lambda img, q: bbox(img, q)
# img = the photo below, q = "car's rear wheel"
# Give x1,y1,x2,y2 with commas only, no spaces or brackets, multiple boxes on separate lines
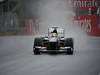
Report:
65,38,74,54
33,38,42,55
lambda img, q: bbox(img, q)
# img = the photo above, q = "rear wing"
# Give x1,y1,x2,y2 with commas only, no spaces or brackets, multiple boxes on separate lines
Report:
48,27,65,37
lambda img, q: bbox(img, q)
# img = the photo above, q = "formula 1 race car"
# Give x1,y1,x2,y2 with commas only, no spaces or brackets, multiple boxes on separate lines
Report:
33,26,74,55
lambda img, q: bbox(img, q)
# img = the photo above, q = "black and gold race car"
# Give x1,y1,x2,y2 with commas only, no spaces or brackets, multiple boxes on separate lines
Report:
33,26,74,55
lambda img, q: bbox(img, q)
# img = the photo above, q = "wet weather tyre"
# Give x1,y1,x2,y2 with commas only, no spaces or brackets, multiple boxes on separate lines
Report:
65,38,74,54
67,48,73,55
34,38,43,47
33,38,42,55
34,48,40,55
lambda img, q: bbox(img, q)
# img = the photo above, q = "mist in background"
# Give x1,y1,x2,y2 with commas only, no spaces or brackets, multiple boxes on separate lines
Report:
37,0,73,34
30,0,88,50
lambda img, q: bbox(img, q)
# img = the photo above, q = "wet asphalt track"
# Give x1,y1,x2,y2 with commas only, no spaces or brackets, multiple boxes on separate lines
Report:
0,36,100,75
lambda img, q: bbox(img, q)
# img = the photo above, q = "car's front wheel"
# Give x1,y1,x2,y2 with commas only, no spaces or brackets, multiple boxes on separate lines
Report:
67,48,73,55
65,38,74,55
33,38,42,55
34,48,40,55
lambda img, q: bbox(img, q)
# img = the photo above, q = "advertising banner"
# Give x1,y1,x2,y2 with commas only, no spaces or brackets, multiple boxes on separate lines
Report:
24,19,39,35
74,15,100,36
65,0,99,11
65,0,100,36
